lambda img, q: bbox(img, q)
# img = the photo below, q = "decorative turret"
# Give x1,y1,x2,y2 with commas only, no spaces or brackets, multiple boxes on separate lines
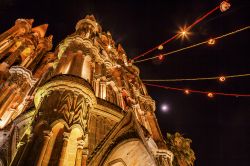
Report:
0,19,54,129
0,15,173,166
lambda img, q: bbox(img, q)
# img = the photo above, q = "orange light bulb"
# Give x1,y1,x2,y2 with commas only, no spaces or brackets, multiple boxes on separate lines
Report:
158,54,164,61
158,45,164,50
219,76,226,82
184,89,190,95
207,92,214,98
208,38,215,45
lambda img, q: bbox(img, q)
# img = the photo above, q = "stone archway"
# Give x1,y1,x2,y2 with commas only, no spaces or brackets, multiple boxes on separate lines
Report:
104,139,156,166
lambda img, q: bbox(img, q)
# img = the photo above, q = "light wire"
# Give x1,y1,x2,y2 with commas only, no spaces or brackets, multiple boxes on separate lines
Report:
144,83,250,97
143,73,250,82
131,5,220,61
134,26,250,63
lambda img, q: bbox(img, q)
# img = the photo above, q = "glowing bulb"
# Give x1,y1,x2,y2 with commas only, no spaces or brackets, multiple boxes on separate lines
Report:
220,1,231,12
219,76,226,82
184,89,190,95
158,45,164,50
108,45,112,49
178,27,190,39
181,31,187,35
158,54,164,61
207,92,214,98
208,38,215,45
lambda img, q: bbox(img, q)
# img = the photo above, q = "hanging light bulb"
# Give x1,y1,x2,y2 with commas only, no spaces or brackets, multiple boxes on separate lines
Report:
178,27,190,39
108,45,112,50
184,89,190,95
208,38,215,45
158,54,164,61
180,30,187,36
219,76,226,82
207,92,214,98
220,1,231,12
158,45,164,50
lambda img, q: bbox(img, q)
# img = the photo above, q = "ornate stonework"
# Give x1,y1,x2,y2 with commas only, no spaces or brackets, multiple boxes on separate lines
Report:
0,15,173,166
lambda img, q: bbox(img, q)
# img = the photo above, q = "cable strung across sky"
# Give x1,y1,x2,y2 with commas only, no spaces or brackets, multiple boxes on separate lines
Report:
144,83,250,97
134,26,250,63
143,73,250,82
131,1,231,61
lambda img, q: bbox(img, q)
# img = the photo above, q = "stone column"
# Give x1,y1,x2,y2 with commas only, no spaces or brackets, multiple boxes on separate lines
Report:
75,139,84,166
69,51,84,77
0,87,18,118
100,81,106,100
0,38,14,56
118,92,125,110
94,79,100,97
81,55,92,82
36,130,53,166
4,45,26,66
54,51,73,75
58,132,70,166
81,148,88,166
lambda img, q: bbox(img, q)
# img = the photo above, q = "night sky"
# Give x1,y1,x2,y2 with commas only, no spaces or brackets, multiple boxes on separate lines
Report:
1,0,250,165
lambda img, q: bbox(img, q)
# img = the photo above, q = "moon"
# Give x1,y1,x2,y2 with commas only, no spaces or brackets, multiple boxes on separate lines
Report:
161,104,169,113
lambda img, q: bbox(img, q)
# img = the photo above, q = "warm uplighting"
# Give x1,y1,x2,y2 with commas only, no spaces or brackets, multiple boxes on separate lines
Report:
219,76,226,82
158,45,164,50
184,89,190,95
107,45,112,49
158,54,164,61
207,92,214,98
208,38,215,45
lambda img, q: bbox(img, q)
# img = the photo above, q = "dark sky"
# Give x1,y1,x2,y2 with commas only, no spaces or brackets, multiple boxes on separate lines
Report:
1,0,250,165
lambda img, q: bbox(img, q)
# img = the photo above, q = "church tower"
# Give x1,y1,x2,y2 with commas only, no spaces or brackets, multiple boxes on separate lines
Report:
0,15,173,166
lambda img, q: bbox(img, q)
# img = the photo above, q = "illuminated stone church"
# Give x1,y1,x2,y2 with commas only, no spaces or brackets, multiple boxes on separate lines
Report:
0,15,173,166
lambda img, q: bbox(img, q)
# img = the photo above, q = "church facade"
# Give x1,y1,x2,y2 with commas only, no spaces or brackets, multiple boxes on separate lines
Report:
0,15,173,166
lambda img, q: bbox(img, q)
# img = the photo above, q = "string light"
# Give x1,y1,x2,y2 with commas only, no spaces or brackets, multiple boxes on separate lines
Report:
220,1,231,12
207,92,214,98
219,76,226,82
134,26,250,63
179,27,191,40
158,54,164,61
208,38,215,45
181,30,187,36
144,83,250,97
158,45,164,50
184,89,190,94
142,73,250,82
131,4,221,61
